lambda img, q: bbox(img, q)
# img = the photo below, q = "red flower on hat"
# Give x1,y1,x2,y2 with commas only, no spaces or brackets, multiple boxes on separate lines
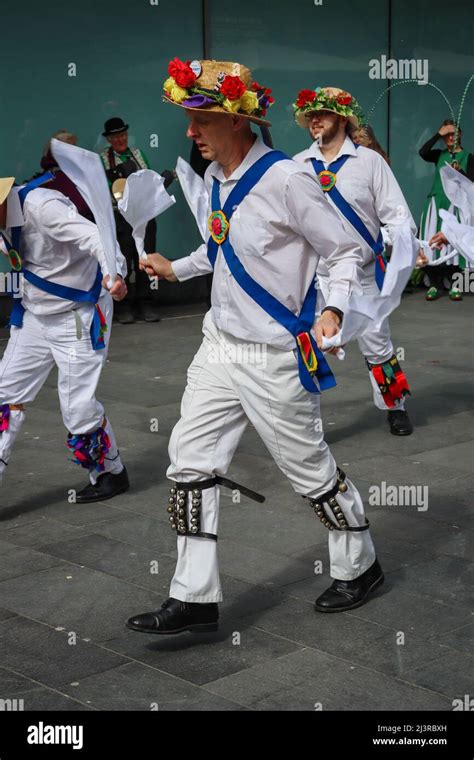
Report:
220,75,247,100
296,89,317,108
168,57,197,88
337,92,352,106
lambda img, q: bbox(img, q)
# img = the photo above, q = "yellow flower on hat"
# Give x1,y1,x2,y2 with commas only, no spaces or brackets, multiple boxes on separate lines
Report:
240,90,259,114
164,76,176,92
169,84,188,104
223,98,242,114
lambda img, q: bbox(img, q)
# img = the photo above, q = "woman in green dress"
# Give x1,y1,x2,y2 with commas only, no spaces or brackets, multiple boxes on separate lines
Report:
418,119,473,301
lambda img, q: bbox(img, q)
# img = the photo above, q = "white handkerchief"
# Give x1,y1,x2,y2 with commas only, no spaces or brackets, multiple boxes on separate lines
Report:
440,165,474,226
440,209,474,264
118,170,176,259
51,139,119,283
176,157,209,242
322,224,419,351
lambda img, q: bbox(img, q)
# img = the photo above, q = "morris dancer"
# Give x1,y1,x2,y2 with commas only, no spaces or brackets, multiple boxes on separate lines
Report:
127,58,384,636
292,87,415,435
0,168,129,503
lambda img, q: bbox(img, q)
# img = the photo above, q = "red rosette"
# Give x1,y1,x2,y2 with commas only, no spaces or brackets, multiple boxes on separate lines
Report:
220,75,247,100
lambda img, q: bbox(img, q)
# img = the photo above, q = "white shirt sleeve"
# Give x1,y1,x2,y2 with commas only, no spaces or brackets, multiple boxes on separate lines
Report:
171,242,214,281
285,171,363,314
371,154,417,236
28,195,111,275
115,242,128,279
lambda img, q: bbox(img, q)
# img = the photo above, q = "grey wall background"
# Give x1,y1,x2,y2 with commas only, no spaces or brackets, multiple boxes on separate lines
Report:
0,0,472,277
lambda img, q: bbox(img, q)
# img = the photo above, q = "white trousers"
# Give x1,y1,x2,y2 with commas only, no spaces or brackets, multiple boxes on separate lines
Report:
318,267,406,411
167,312,376,603
0,293,123,484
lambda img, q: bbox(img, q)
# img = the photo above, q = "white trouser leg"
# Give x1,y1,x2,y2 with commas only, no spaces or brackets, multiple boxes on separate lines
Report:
318,268,406,412
227,330,376,582
0,312,55,481
51,294,124,483
167,314,249,602
168,314,376,596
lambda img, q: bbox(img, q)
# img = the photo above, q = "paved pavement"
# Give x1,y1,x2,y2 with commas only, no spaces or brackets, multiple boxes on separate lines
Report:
0,292,472,711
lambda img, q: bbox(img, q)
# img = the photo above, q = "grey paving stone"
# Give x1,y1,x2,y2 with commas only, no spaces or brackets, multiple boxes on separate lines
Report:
0,539,63,581
402,649,474,700
58,661,243,711
240,595,460,678
0,667,39,696
2,687,94,711
101,624,304,686
39,534,165,581
205,649,452,711
346,590,474,640
0,564,164,641
1,517,89,549
0,616,127,689
436,621,474,655
91,513,177,554
388,556,474,608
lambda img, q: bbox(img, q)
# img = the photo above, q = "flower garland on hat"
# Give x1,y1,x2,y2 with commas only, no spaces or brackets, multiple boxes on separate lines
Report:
164,58,275,118
293,87,365,125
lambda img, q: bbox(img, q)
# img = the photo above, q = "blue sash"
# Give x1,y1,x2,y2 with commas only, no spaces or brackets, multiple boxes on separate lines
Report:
311,152,387,290
206,151,336,394
3,173,106,350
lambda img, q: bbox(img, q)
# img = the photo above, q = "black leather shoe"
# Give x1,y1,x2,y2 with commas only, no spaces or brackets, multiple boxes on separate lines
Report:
75,467,130,503
388,409,413,436
115,307,135,324
315,558,384,613
137,303,161,323
127,597,219,635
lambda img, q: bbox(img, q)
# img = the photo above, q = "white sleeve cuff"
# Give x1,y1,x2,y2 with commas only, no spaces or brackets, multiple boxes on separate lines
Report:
171,256,199,282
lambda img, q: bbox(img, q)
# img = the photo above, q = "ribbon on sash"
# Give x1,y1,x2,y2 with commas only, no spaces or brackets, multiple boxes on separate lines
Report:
311,153,387,290
206,151,336,394
3,172,107,350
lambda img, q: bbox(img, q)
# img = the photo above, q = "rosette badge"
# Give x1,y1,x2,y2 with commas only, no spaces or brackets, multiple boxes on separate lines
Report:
163,58,275,126
208,210,230,245
293,86,365,129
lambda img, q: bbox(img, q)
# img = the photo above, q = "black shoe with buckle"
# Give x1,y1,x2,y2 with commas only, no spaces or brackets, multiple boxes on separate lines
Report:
126,597,219,635
315,558,384,613
388,409,413,436
75,467,130,504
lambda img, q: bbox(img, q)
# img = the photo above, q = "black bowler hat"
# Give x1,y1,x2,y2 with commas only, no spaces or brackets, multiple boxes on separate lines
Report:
102,117,129,137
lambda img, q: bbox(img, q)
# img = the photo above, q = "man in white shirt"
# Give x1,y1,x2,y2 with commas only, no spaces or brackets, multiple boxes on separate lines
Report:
126,59,384,636
292,87,415,436
0,173,130,502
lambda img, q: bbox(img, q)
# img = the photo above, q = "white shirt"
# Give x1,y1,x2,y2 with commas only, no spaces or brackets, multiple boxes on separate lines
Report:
3,188,126,316
172,137,364,351
293,136,417,274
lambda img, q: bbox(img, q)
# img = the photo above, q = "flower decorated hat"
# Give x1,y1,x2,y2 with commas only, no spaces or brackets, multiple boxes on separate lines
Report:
293,87,364,129
163,58,274,126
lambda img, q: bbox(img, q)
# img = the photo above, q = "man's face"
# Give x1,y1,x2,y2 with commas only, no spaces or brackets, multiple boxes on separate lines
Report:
307,110,343,143
107,131,129,153
186,111,235,162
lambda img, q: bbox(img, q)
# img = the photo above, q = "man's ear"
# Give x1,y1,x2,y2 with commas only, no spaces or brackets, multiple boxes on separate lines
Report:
232,115,249,132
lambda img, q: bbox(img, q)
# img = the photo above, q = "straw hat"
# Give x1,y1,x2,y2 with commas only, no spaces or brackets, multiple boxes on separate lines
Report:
0,177,15,205
163,58,274,126
293,87,363,129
